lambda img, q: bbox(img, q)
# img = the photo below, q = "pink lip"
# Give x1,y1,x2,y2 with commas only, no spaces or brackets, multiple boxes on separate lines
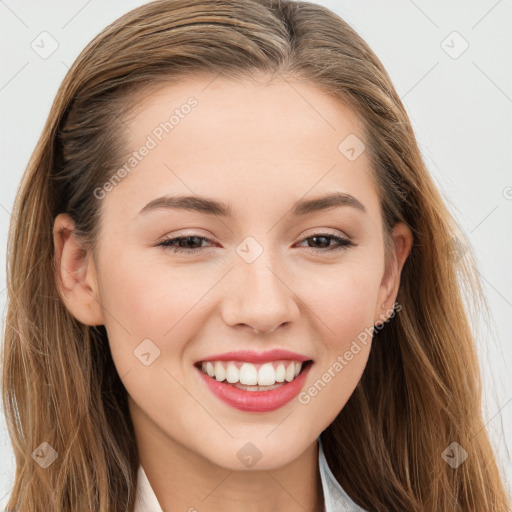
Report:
195,361,313,413
195,349,311,364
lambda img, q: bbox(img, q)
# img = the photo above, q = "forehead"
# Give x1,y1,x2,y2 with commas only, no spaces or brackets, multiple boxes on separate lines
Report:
104,73,380,225
125,73,366,160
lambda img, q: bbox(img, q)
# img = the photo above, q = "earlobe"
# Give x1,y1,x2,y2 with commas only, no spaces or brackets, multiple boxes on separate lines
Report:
53,213,105,326
374,222,413,326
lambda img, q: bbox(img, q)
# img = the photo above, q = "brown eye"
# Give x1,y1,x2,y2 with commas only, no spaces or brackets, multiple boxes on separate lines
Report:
297,233,354,253
158,235,213,253
157,233,354,255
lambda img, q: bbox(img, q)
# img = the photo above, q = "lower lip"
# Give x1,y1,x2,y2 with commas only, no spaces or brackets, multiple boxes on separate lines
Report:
196,362,313,413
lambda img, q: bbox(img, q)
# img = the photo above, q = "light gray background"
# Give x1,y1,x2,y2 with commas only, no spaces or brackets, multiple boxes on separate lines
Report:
1,0,511,506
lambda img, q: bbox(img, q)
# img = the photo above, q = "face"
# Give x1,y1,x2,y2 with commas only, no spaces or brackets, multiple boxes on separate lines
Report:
55,73,412,471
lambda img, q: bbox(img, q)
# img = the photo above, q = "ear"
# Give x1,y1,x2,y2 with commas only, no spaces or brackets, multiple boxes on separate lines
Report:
374,222,413,326
53,213,105,326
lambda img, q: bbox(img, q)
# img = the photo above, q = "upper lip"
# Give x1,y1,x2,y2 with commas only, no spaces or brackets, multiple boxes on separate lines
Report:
195,349,312,364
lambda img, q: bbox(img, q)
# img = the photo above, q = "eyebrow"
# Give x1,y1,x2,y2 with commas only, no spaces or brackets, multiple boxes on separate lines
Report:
137,192,366,218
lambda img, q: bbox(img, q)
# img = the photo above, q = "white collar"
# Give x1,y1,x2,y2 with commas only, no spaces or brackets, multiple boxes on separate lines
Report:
134,436,366,511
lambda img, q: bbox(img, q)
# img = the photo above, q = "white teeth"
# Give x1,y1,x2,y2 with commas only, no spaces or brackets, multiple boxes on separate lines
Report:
239,363,258,385
214,362,226,382
285,362,296,382
233,382,284,392
199,360,304,386
275,363,285,382
257,362,276,386
226,362,239,383
206,362,215,377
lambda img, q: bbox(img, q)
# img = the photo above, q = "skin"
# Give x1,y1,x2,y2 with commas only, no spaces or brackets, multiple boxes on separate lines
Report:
53,73,413,512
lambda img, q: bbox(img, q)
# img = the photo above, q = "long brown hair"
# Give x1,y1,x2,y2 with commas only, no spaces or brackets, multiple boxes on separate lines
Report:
2,0,510,510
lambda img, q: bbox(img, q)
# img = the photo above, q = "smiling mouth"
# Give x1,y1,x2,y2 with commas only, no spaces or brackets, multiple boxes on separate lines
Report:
194,359,313,391
194,358,314,412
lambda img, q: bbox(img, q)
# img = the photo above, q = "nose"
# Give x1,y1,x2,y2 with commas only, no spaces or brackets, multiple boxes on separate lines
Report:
221,254,300,335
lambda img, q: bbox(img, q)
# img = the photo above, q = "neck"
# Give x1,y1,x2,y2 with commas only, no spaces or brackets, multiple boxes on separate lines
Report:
130,399,324,512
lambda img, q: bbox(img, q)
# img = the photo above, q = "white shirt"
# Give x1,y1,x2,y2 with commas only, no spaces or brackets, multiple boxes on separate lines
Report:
134,436,367,511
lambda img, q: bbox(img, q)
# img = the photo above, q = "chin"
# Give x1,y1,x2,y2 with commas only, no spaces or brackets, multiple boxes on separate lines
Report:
198,434,312,471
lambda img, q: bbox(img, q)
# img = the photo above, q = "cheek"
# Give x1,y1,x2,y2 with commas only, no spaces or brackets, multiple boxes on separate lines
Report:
96,250,201,370
297,258,382,345
99,245,206,324
292,257,381,422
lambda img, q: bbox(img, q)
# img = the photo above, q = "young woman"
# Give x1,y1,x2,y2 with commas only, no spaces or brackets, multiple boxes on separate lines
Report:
2,0,510,510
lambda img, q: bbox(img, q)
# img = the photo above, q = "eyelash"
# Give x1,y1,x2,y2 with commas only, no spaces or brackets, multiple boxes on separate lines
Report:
157,232,354,255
